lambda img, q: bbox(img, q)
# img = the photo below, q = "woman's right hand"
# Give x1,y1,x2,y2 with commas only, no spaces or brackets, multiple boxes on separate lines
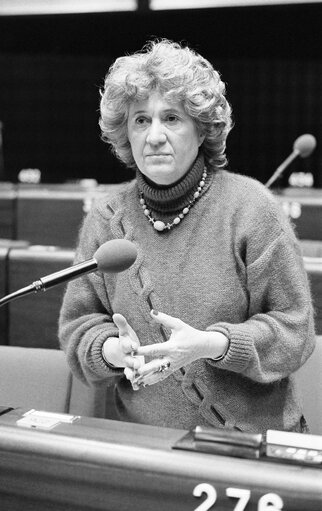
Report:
102,313,144,388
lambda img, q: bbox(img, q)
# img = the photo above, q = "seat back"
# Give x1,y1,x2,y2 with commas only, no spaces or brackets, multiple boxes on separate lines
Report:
0,246,8,341
304,257,322,336
0,346,117,419
0,341,319,430
295,335,322,435
7,245,74,348
0,240,30,345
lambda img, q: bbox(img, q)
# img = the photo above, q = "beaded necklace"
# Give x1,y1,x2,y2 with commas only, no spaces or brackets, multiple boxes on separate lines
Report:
139,167,207,232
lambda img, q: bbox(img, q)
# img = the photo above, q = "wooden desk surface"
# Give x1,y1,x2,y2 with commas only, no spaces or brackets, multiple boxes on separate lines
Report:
0,408,321,510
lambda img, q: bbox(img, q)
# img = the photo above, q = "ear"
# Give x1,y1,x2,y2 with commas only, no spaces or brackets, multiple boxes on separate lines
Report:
198,131,206,147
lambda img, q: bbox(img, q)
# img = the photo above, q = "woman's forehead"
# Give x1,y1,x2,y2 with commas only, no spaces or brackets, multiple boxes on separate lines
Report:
128,91,184,114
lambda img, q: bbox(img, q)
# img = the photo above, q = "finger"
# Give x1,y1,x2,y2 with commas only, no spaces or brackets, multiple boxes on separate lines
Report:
113,313,131,336
139,370,170,387
124,367,142,391
124,366,136,381
113,313,139,352
135,360,171,384
120,336,139,355
136,359,164,376
135,343,169,359
124,354,144,371
150,310,182,330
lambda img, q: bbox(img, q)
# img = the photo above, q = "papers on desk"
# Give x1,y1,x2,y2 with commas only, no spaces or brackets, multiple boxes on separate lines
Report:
16,409,80,430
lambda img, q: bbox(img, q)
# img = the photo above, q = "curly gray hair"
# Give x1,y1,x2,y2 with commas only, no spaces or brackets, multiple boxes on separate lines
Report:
99,39,233,171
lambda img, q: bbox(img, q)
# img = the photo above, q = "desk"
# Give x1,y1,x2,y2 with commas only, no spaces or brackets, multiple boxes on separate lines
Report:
0,183,16,239
16,187,96,248
0,183,127,248
276,188,322,241
16,183,125,248
1,184,321,245
0,408,321,511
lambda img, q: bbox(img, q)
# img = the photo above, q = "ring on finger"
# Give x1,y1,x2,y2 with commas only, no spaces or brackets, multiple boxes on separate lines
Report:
158,361,171,373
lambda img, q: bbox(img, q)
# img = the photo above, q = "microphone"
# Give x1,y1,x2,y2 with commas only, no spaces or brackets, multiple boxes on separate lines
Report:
265,134,317,188
0,239,137,307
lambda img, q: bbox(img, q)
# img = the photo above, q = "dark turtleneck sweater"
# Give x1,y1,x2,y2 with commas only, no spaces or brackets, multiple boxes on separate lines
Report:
136,152,209,223
59,153,315,433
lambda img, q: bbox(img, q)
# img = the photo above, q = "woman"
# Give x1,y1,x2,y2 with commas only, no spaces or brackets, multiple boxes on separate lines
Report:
59,39,315,433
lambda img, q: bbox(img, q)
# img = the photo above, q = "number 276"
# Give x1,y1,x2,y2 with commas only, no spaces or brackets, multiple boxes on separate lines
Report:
193,483,283,511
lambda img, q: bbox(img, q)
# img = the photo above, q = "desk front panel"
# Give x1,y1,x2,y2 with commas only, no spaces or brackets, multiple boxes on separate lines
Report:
0,187,16,240
0,409,321,511
16,194,86,248
276,188,322,241
15,184,124,248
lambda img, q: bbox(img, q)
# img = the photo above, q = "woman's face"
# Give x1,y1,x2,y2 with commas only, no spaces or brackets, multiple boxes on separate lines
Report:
127,91,204,185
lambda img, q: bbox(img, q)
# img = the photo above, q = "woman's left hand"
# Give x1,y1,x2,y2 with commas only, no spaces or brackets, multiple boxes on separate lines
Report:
133,309,228,387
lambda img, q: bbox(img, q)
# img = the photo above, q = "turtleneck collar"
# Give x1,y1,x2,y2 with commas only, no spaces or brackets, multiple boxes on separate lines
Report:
136,152,210,215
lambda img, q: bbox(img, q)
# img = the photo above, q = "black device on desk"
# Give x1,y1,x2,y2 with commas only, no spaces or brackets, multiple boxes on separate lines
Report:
0,407,321,511
174,425,322,467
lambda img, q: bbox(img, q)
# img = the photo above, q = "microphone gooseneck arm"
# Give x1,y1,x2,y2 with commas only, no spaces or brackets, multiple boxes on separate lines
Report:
0,238,138,308
265,149,299,188
36,258,97,290
0,283,39,307
0,258,97,308
265,133,316,189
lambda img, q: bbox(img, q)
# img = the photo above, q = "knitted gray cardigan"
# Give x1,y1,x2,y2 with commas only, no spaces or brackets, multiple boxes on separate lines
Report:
59,158,315,433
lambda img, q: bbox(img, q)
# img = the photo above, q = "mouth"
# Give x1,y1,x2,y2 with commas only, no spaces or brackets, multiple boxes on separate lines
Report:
146,153,172,158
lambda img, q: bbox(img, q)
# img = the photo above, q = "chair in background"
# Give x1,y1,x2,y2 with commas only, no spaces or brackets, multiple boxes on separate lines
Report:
3,245,74,348
303,248,322,336
295,335,322,435
0,346,118,420
0,240,30,345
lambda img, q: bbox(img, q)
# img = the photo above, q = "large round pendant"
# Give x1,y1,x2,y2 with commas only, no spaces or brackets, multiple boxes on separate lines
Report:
153,221,166,232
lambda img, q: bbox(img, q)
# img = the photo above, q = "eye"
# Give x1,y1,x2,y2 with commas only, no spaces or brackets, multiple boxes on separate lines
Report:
135,116,149,127
165,114,179,124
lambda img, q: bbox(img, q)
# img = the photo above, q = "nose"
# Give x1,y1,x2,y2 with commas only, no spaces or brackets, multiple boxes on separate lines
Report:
146,119,167,146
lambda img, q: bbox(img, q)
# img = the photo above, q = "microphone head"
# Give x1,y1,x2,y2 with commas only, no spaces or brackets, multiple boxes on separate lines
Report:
293,134,317,158
94,239,137,273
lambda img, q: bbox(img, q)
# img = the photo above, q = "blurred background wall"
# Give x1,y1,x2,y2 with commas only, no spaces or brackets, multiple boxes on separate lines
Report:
0,0,321,186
